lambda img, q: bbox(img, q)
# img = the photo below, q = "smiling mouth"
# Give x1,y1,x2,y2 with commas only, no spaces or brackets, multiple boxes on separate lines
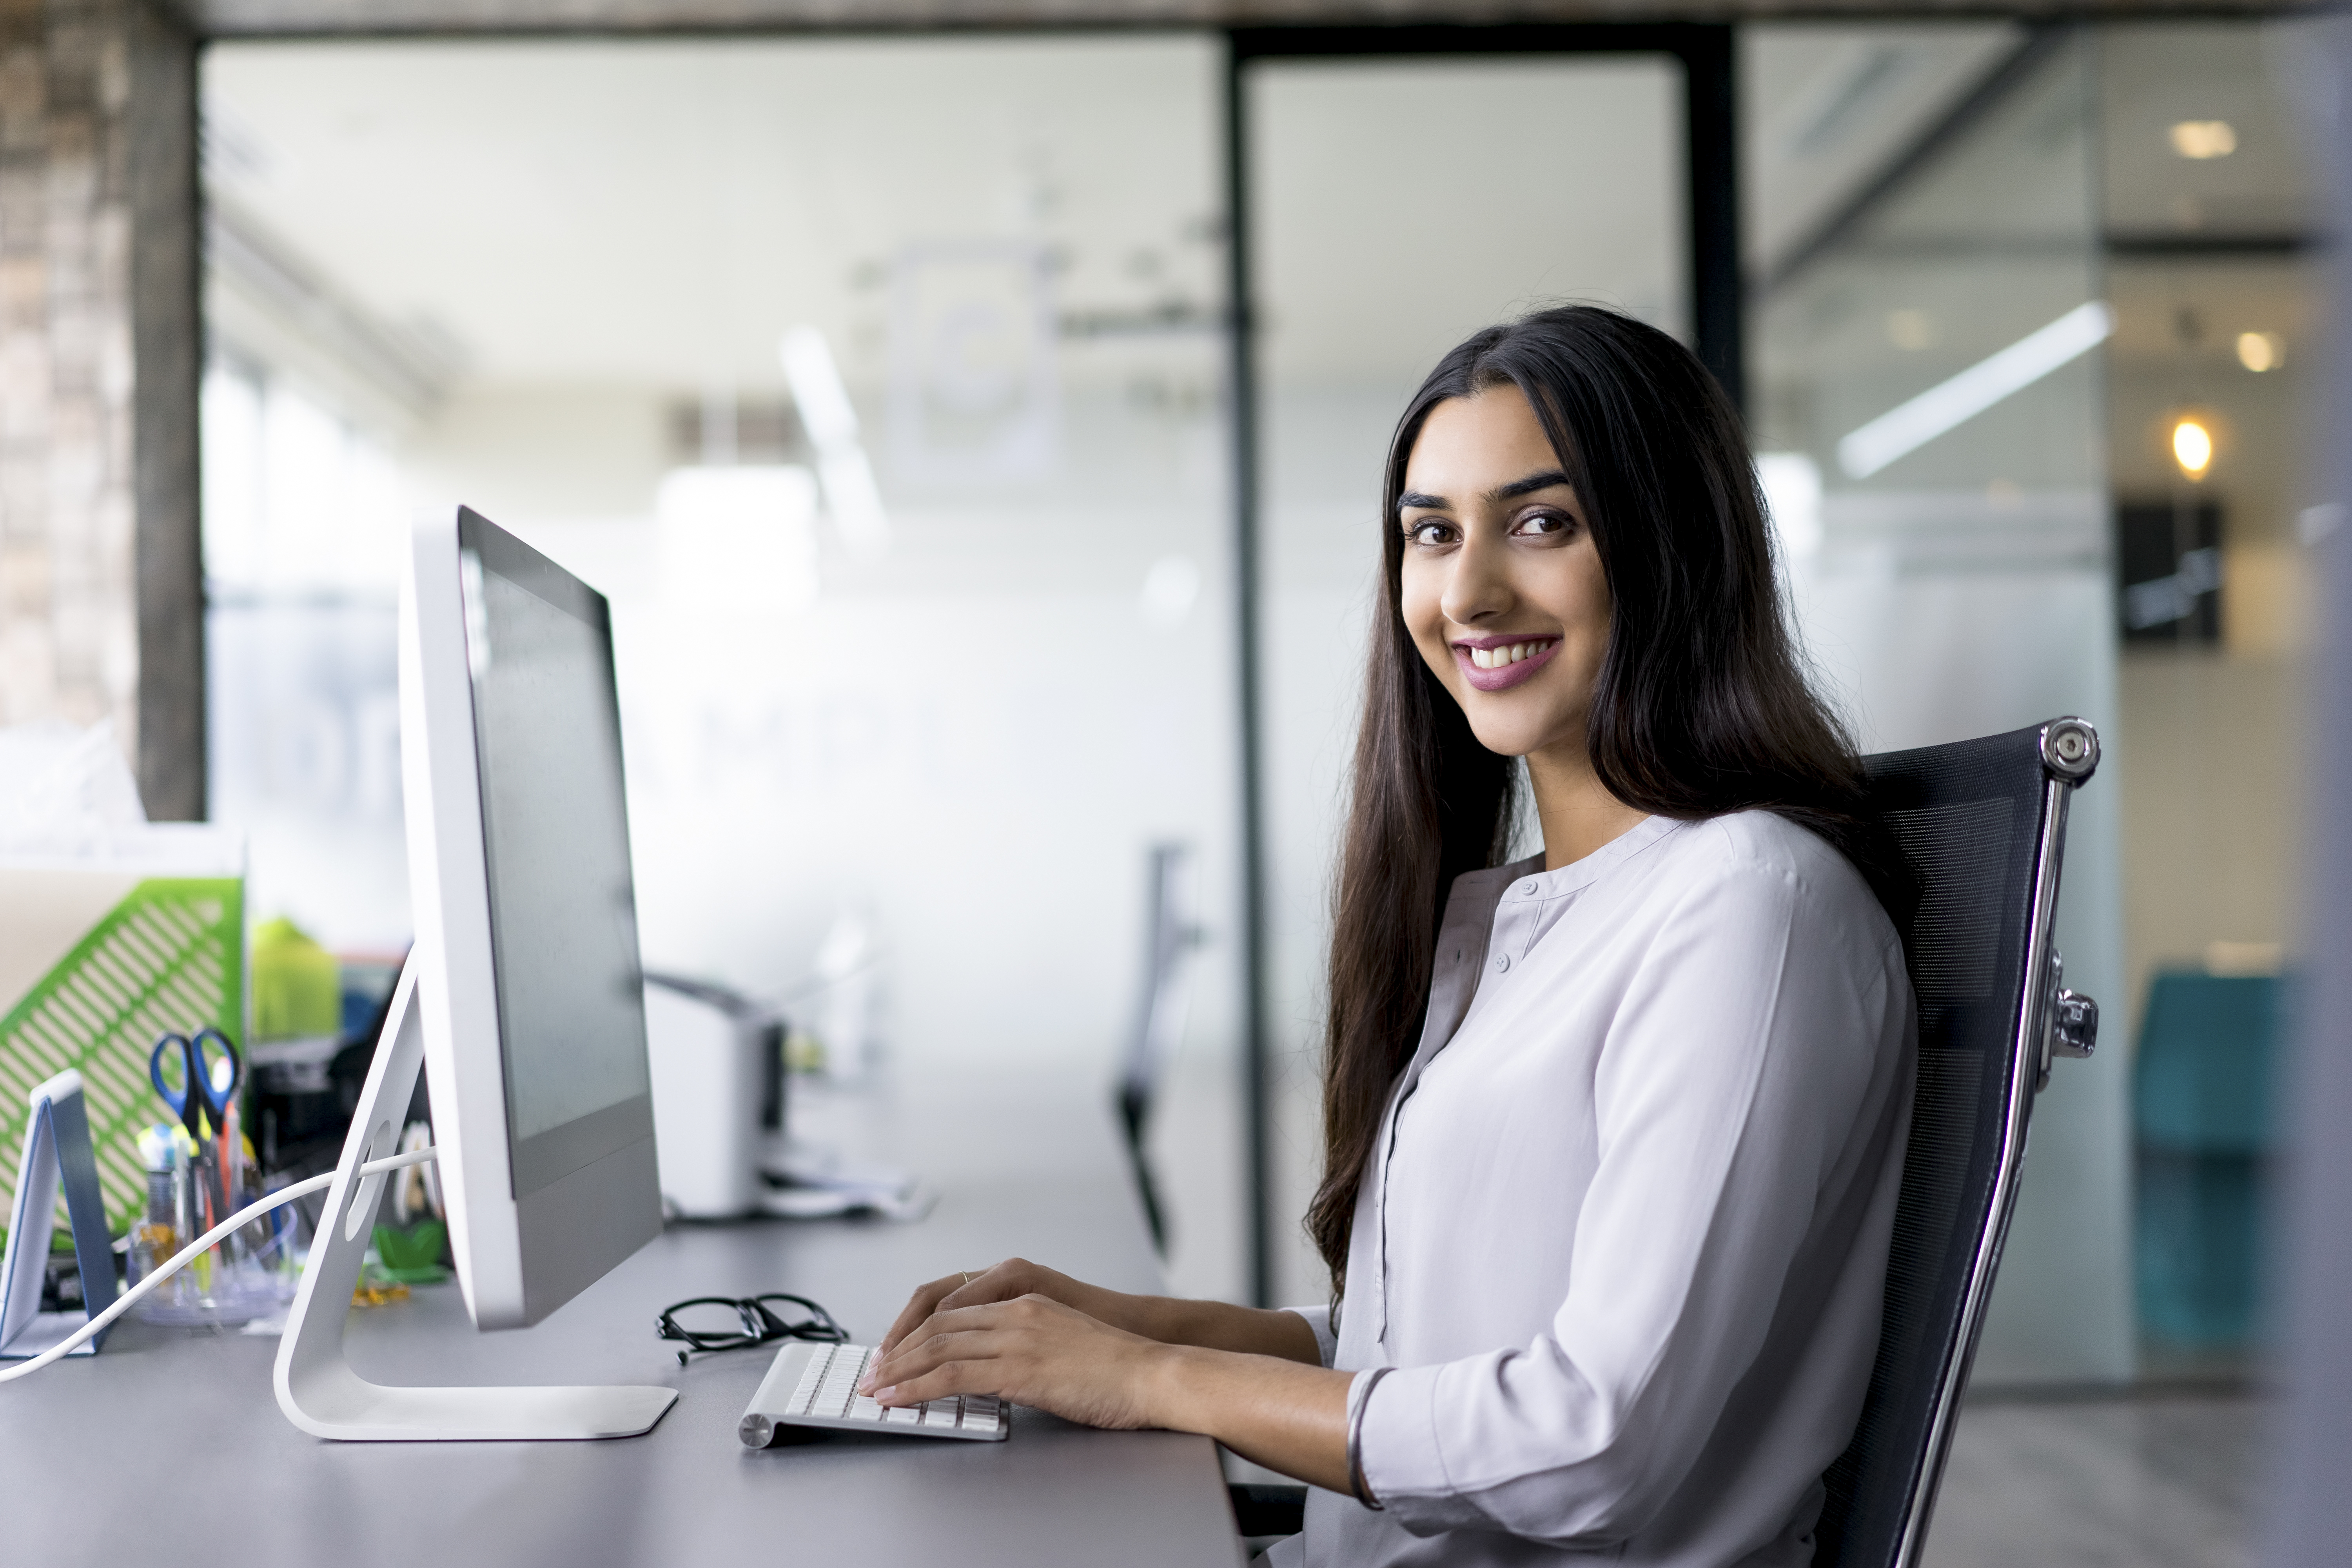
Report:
1461,638,1557,670
1450,636,1561,692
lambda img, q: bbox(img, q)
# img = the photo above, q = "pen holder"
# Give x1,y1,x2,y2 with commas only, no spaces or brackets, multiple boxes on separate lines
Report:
126,1131,285,1329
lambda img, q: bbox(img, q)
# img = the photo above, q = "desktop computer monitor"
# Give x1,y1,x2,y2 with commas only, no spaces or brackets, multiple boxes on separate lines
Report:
272,505,673,1441
403,505,662,1330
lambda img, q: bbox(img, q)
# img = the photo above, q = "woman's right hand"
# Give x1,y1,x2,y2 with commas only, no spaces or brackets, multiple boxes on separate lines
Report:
873,1258,1326,1371
875,1257,1134,1359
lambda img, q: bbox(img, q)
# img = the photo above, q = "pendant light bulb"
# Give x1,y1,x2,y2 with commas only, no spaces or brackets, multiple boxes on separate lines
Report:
2172,417,2214,480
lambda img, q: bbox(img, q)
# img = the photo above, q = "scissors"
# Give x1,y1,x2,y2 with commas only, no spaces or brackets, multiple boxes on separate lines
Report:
149,1027,241,1144
150,1028,242,1226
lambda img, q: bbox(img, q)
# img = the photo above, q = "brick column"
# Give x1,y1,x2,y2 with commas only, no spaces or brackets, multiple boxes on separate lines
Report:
0,0,201,819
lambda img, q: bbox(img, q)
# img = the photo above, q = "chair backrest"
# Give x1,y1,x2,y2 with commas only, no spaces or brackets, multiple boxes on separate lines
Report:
1813,717,2100,1568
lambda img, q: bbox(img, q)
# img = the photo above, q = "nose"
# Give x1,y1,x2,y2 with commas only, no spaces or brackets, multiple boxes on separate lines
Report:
1440,530,1513,629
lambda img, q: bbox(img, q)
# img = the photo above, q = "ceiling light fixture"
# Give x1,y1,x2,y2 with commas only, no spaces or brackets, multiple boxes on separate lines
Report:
2169,120,2237,160
2236,331,2284,373
2172,417,2214,480
1837,301,2115,478
1884,309,1936,351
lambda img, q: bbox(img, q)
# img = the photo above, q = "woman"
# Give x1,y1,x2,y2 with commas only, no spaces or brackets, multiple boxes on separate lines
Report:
862,306,1917,1568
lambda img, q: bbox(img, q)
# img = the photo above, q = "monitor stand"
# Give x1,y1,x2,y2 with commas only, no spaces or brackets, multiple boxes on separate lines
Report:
273,965,678,1441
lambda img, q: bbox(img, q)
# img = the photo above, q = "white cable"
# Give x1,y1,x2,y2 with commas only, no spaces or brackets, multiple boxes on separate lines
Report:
0,1145,438,1385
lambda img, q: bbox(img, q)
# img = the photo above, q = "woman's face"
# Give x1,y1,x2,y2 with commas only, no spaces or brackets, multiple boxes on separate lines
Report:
1398,386,1611,761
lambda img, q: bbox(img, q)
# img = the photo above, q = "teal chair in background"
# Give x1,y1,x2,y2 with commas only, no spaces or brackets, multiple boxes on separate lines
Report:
2134,970,2286,1354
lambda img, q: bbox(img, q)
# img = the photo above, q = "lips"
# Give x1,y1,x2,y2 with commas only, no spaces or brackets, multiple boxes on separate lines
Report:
1451,636,1560,693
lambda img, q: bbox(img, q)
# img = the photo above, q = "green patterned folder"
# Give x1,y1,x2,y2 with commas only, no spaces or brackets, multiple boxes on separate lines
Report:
0,877,245,1235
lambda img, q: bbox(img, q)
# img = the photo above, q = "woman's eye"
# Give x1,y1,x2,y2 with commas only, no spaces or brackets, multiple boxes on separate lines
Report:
1406,520,1452,547
1517,511,1575,538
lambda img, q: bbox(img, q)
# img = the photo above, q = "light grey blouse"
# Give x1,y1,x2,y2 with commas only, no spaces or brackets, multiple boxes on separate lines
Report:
1266,812,1915,1568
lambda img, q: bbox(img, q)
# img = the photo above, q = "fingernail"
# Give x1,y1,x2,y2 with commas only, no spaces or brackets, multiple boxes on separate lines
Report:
856,1374,874,1393
872,1385,898,1403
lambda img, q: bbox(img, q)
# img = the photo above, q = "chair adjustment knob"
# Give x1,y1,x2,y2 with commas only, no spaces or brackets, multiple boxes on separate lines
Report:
2051,990,2098,1059
2040,717,2100,782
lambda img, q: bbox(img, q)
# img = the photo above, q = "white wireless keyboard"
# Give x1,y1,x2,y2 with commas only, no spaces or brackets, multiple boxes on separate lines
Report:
739,1341,1009,1446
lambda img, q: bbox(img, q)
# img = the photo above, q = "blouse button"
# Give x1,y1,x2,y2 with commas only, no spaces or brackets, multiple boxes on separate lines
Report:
1493,953,1510,973
1521,880,1540,896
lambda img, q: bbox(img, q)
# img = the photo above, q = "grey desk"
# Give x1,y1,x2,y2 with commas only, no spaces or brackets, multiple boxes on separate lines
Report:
1,1070,1246,1567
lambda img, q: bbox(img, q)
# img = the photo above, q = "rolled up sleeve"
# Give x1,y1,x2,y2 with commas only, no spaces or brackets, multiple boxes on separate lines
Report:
1283,1304,1339,1368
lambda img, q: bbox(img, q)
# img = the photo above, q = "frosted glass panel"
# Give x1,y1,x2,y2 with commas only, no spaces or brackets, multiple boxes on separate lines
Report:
1246,55,1687,1309
202,36,1247,1300
1749,31,2130,1384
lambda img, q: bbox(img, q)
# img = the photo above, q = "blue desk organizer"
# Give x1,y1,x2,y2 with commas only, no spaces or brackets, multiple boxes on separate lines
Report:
0,1069,121,1358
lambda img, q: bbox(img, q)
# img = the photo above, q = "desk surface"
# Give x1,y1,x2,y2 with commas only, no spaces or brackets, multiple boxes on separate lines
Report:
2,1071,1246,1568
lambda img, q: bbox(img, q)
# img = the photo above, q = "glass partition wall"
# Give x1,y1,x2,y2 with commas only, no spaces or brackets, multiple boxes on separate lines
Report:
1241,45,1691,1310
200,37,1250,1299
1748,18,2327,1384
2094,21,2326,1379
1746,26,2131,1386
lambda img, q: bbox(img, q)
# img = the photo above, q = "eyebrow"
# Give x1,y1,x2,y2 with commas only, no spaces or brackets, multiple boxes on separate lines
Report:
1397,469,1576,514
1494,468,1575,501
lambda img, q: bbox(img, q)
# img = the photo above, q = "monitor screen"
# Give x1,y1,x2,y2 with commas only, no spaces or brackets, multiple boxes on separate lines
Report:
456,515,653,1198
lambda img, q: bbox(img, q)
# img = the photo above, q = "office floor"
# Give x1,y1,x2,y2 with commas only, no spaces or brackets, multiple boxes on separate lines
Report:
1922,1388,2269,1568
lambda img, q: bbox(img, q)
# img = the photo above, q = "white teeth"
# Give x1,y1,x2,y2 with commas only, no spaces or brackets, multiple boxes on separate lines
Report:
1468,641,1552,671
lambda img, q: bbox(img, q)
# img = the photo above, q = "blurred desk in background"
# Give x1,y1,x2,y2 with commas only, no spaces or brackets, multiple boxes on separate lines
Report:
1,1069,1243,1568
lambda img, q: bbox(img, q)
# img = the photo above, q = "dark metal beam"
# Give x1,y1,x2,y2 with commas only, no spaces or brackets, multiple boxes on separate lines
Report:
1219,38,1274,1308
2105,230,2333,258
1684,24,1744,409
189,0,2323,43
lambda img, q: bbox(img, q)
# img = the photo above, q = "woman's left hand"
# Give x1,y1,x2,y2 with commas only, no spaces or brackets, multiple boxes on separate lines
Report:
859,1292,1174,1429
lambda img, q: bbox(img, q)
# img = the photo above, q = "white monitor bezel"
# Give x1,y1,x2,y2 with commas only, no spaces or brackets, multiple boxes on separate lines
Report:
399,505,662,1331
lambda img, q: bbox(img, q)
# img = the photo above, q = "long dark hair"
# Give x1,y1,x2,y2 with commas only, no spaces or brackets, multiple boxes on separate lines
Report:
1310,305,1907,1292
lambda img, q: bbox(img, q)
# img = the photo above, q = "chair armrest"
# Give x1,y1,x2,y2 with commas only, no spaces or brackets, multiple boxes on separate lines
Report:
1229,1482,1308,1537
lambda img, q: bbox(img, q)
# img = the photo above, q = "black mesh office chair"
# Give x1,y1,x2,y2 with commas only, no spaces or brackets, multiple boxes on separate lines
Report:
1231,717,2104,1557
1814,715,2100,1567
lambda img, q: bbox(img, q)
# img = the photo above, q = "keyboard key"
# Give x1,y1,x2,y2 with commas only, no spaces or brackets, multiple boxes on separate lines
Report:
884,1406,922,1425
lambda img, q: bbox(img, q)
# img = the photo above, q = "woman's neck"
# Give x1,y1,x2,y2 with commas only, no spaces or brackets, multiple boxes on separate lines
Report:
1526,743,1650,871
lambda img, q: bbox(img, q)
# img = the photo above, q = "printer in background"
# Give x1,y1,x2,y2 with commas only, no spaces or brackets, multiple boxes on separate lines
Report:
644,973,929,1221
